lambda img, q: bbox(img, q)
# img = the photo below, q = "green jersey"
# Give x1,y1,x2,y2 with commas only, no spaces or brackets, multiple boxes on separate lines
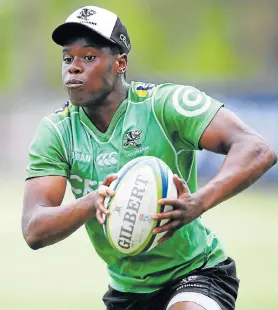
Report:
26,81,227,293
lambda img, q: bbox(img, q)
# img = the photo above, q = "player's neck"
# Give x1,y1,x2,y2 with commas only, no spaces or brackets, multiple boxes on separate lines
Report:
83,81,130,133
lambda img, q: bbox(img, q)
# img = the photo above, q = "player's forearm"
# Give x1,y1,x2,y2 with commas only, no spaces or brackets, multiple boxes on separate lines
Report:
23,193,97,250
197,139,277,212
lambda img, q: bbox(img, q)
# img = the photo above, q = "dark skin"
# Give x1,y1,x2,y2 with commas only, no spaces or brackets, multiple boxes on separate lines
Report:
96,107,277,238
169,303,205,310
22,36,277,310
152,109,278,244
22,36,125,248
62,36,129,131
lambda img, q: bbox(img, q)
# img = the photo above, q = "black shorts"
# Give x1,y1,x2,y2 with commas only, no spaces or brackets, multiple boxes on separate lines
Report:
103,257,239,310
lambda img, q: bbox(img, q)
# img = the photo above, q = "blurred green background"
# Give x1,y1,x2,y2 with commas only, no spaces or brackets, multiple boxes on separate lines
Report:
1,0,278,96
0,0,277,309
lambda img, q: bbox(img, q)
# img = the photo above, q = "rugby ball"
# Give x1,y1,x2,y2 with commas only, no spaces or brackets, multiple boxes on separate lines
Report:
103,156,177,256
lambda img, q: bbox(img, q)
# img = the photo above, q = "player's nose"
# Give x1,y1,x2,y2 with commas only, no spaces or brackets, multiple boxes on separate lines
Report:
68,59,84,74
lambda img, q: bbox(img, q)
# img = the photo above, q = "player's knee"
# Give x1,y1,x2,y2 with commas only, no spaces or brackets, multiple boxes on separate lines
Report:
168,301,206,310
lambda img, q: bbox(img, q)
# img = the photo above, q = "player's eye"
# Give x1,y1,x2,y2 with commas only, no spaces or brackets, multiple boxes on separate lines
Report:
84,55,95,62
63,56,73,64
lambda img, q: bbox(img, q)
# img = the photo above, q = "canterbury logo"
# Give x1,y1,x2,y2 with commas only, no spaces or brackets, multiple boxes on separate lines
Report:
96,152,118,167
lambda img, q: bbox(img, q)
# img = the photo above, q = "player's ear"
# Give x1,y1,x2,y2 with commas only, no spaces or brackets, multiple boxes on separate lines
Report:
115,54,127,74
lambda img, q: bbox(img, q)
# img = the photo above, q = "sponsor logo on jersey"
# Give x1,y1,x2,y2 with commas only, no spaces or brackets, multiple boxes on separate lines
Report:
123,130,150,157
54,101,70,114
135,83,155,97
72,151,92,163
70,175,102,196
125,146,150,158
173,86,211,117
77,8,97,25
123,130,142,148
96,152,118,167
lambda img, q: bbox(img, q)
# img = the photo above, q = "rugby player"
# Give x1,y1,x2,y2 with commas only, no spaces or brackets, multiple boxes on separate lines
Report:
22,6,277,310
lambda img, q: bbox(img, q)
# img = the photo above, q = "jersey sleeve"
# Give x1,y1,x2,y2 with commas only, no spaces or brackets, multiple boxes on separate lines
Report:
26,117,70,180
153,84,224,150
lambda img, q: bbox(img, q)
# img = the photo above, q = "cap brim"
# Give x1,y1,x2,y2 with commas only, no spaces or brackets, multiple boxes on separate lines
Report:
52,22,115,46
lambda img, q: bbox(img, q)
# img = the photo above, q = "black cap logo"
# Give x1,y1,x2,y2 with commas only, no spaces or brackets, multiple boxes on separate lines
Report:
77,8,96,21
120,34,131,51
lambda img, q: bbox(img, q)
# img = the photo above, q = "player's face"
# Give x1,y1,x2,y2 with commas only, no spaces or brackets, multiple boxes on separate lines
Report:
62,37,119,107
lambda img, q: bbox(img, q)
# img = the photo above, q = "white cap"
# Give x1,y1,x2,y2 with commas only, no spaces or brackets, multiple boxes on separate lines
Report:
52,6,131,54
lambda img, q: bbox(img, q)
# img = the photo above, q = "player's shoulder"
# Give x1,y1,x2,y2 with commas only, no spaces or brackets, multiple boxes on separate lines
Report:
151,82,223,119
43,101,79,125
129,81,209,108
130,81,204,100
129,81,157,102
154,83,206,100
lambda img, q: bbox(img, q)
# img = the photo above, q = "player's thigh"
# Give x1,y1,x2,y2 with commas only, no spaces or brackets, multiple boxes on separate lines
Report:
165,292,222,310
168,301,206,310
163,258,239,310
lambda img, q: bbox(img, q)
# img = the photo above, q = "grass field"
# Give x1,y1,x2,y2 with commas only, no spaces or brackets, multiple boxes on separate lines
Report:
1,180,278,310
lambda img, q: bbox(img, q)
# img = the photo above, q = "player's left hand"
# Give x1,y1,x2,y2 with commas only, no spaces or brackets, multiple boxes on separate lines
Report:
152,174,205,243
95,174,118,225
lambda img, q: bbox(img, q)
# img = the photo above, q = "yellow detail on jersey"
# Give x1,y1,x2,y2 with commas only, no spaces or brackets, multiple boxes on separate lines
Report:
135,83,155,98
136,89,148,97
61,104,71,115
54,101,71,115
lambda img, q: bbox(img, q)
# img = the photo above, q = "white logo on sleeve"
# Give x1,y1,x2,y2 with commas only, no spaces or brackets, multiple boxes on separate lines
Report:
173,86,211,117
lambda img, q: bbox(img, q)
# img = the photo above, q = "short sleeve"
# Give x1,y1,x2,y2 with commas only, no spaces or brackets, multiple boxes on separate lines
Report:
153,84,224,150
26,117,70,180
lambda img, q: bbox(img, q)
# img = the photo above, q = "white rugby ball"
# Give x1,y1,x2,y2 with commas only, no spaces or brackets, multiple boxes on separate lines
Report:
103,156,177,256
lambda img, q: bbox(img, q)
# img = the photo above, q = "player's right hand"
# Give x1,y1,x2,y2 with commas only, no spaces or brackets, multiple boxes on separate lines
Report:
95,174,118,225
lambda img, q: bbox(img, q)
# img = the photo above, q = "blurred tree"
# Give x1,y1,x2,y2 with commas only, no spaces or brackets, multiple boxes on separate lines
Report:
43,0,84,89
1,0,277,95
43,0,255,89
0,2,15,92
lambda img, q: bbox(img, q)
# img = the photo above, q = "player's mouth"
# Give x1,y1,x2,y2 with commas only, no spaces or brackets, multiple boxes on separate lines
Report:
65,79,84,89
